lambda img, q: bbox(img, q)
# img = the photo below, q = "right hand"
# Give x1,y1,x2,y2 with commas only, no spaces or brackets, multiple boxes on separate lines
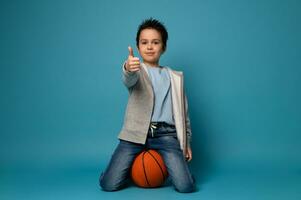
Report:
125,46,140,72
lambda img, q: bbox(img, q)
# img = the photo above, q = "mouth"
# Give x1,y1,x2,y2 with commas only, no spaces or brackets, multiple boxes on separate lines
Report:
145,53,155,56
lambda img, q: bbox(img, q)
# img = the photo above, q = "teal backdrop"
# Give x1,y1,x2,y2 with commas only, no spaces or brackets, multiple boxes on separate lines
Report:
1,0,300,199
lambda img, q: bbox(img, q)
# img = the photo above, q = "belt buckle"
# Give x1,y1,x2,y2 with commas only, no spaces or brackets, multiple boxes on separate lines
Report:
150,123,158,137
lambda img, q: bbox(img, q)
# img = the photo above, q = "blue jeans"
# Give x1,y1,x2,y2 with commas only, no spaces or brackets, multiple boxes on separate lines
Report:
99,124,195,193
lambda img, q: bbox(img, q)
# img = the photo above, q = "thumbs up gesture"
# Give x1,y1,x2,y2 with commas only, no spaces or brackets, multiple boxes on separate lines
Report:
125,46,141,72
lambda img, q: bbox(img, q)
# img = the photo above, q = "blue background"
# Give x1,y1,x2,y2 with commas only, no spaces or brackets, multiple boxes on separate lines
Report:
1,0,300,199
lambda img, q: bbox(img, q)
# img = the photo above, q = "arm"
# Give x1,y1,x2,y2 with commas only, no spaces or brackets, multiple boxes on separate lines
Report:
185,94,192,148
122,46,141,88
122,62,140,88
185,93,193,162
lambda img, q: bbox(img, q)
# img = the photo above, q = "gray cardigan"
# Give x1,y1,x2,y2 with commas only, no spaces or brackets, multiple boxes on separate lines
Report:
118,62,192,154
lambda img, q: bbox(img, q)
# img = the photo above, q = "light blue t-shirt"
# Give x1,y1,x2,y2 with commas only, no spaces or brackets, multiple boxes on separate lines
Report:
146,66,175,125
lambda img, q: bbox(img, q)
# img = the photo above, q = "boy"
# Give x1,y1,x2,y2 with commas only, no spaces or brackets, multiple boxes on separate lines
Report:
99,18,195,193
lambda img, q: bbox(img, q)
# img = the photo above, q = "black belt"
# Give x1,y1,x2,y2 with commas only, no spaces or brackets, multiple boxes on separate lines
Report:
150,121,175,128
148,122,176,138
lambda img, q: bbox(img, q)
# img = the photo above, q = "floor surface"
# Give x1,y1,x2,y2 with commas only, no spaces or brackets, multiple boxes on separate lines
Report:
1,163,300,200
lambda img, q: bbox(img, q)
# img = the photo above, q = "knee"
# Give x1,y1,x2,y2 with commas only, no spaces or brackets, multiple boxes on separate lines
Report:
174,176,196,193
99,172,121,192
175,183,195,193
99,180,120,192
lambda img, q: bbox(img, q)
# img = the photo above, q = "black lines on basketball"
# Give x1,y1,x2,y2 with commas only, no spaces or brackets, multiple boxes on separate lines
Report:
146,150,166,183
131,149,168,188
142,151,151,187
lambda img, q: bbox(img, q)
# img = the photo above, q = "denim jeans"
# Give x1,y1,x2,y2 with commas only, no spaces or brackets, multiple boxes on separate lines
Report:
99,124,195,193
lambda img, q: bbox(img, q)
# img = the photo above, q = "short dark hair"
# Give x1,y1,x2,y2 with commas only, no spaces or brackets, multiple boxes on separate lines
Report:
136,18,168,51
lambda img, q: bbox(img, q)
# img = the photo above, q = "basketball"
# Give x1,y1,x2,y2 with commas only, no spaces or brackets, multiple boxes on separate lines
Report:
131,149,168,188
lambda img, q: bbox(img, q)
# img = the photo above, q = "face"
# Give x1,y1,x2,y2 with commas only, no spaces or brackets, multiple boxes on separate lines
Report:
137,28,164,67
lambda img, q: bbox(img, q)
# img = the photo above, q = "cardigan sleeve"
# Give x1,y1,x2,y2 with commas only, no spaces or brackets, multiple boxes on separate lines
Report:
185,93,192,148
121,61,140,88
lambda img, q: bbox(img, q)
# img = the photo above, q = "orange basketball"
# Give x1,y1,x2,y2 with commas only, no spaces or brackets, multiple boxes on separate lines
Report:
131,149,168,188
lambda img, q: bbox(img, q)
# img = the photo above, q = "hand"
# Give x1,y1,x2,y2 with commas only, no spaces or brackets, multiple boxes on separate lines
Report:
125,46,140,72
185,147,192,162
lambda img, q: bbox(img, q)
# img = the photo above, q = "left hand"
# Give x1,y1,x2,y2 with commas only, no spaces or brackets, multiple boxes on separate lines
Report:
185,147,192,162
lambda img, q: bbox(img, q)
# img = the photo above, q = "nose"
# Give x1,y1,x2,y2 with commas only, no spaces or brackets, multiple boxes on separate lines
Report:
147,43,153,49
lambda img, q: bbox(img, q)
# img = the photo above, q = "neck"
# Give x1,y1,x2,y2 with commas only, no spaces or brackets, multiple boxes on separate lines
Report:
143,61,160,68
